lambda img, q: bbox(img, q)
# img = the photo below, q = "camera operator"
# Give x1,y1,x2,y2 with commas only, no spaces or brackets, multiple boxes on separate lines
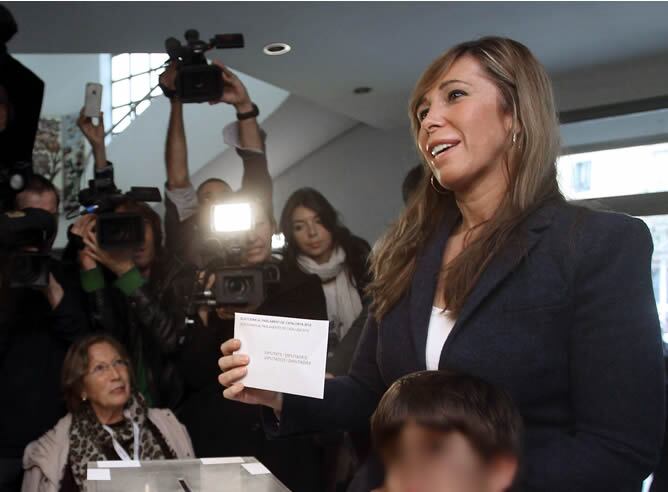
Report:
176,196,328,491
159,61,272,265
68,112,197,410
0,178,89,491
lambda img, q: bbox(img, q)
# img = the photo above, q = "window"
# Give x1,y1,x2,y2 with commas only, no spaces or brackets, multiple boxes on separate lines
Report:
558,142,668,342
572,161,591,192
111,53,168,134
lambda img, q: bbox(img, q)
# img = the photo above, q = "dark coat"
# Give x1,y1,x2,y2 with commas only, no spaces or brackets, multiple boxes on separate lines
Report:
275,200,666,492
176,260,330,492
0,258,88,459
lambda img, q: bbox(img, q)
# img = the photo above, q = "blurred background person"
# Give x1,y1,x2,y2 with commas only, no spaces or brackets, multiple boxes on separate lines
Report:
178,195,329,492
159,61,271,266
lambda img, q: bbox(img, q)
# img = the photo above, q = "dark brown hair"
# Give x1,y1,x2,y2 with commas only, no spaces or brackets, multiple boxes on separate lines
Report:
14,174,61,210
279,187,370,289
371,370,522,464
368,37,563,320
61,334,134,413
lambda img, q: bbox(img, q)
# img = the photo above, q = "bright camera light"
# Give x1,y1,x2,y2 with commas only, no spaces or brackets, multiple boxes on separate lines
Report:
211,203,253,233
272,233,285,250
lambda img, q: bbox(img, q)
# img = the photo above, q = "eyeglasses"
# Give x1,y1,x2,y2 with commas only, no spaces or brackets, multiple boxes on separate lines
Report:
88,359,129,377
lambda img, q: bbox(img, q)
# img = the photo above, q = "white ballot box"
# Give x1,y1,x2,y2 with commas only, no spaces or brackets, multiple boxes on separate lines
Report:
85,457,289,492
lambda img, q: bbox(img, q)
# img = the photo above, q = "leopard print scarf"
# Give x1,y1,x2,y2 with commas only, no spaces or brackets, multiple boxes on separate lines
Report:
68,392,174,490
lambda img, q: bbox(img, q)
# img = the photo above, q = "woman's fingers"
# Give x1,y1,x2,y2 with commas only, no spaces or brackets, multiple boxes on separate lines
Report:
218,353,249,372
221,338,241,356
218,365,248,388
223,382,246,400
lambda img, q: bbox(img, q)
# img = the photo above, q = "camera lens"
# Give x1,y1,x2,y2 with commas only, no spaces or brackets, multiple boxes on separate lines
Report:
224,276,251,295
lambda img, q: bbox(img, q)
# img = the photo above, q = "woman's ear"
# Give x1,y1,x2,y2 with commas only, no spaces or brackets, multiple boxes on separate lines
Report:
488,454,518,492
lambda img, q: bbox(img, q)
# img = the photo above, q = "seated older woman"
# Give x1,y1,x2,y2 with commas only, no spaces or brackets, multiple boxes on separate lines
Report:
21,334,194,492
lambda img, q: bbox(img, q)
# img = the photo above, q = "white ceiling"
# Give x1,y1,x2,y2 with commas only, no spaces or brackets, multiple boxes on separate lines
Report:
7,1,668,129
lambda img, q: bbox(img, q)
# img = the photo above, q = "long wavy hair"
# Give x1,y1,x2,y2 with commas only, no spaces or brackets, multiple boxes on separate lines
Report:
280,187,370,290
368,37,563,321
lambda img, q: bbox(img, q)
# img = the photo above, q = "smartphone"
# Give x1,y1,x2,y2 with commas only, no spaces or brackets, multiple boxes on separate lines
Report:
83,82,102,117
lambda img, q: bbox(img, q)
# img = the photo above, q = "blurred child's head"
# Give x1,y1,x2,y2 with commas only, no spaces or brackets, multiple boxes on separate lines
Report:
371,370,522,492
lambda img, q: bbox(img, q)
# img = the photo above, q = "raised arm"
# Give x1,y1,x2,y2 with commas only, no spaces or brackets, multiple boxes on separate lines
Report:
161,62,191,190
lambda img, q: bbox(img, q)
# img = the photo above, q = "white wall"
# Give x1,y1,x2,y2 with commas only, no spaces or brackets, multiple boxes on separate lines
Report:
552,52,668,113
13,54,103,116
272,124,418,245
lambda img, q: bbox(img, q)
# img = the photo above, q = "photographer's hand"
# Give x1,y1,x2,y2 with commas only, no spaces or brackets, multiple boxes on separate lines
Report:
77,108,107,170
83,229,135,277
159,62,181,104
72,215,98,271
210,61,253,112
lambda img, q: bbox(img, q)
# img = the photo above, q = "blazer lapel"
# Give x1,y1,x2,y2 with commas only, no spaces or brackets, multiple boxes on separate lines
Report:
447,202,559,342
410,211,460,369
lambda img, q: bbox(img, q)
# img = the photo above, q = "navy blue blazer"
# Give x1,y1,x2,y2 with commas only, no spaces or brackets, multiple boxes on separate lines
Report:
276,200,666,491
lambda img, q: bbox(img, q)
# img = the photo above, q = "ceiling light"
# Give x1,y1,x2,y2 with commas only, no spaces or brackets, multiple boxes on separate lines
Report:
263,43,291,56
353,87,372,95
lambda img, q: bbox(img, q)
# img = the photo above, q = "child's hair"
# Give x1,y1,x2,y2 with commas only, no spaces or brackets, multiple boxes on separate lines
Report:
371,370,523,463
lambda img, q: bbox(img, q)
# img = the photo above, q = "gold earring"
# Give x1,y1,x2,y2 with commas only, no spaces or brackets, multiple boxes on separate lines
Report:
430,175,448,195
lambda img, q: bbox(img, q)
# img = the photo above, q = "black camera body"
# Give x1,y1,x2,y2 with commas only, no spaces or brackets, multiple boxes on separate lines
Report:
0,207,56,289
164,29,244,103
212,264,280,307
77,178,161,250
188,199,280,309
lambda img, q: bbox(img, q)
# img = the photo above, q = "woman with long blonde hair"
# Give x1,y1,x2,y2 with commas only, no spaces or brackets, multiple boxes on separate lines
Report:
217,37,665,491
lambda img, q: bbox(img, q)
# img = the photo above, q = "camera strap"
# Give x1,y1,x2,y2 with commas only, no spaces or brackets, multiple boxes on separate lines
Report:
101,421,140,461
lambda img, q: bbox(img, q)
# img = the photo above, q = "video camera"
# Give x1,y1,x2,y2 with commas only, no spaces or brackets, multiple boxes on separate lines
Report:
74,176,161,250
0,207,56,289
0,161,52,290
189,199,279,309
164,29,244,103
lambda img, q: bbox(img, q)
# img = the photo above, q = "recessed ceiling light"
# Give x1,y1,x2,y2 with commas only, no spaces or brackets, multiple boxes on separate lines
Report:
263,43,291,56
353,87,372,94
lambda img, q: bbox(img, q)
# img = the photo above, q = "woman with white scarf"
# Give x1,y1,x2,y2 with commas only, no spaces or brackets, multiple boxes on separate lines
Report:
280,188,372,492
280,188,371,345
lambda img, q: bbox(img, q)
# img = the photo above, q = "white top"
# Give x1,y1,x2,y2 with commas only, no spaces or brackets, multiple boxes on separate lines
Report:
425,306,456,370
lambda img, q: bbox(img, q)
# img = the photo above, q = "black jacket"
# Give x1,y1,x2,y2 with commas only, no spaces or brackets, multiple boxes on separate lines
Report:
176,260,329,492
0,258,88,459
273,200,666,492
82,255,197,410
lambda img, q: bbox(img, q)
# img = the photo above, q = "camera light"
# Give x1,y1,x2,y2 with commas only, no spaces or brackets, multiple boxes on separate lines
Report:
272,233,285,250
211,202,253,233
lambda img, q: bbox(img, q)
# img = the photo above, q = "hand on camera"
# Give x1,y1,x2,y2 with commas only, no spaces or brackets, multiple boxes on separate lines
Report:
218,338,284,412
159,62,179,100
82,225,135,277
209,61,253,112
72,215,98,271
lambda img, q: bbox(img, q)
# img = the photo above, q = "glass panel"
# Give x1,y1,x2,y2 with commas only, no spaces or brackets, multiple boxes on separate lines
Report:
111,105,130,126
111,79,130,108
151,53,168,69
558,142,668,200
150,71,160,92
151,85,163,97
131,73,150,102
638,215,668,343
136,99,150,116
112,112,132,134
111,53,129,81
130,53,150,75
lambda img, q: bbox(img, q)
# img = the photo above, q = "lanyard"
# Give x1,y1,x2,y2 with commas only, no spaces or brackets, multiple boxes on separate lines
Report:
101,421,140,461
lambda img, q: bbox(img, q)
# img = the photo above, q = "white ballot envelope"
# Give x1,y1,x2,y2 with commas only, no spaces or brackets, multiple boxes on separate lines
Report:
234,313,329,398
